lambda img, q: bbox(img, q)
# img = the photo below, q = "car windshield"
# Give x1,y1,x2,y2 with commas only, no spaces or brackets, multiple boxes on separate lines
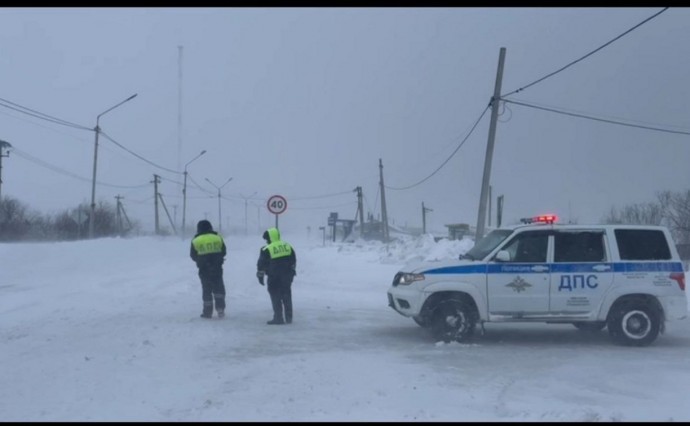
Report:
462,229,513,260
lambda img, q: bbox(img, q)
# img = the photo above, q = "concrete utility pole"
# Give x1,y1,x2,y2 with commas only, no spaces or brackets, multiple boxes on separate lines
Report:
488,185,492,228
0,139,12,200
89,93,138,239
475,47,506,240
422,202,433,235
378,159,390,242
177,45,183,173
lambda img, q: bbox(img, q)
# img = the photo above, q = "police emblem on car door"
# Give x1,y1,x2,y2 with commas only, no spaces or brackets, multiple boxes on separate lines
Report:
487,230,550,317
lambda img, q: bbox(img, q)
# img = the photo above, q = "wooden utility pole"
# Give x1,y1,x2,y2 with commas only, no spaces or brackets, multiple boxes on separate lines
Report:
153,174,161,235
0,140,11,200
476,47,506,240
115,195,124,236
354,186,364,236
379,159,390,242
422,202,433,235
158,193,177,235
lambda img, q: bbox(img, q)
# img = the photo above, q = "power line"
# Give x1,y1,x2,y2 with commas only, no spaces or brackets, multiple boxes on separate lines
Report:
11,148,150,189
0,96,92,131
99,130,181,175
502,7,669,98
288,190,353,201
386,104,491,191
503,98,690,136
0,108,93,145
286,200,358,211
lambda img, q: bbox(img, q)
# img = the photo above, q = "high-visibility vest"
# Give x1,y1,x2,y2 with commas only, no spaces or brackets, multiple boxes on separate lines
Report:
192,233,224,255
265,241,293,259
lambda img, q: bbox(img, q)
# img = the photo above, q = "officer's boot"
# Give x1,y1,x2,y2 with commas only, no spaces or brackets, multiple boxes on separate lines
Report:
267,292,284,324
200,301,213,319
284,292,293,324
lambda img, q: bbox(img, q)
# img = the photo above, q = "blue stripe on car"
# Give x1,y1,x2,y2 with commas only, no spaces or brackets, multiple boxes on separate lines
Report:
423,262,683,275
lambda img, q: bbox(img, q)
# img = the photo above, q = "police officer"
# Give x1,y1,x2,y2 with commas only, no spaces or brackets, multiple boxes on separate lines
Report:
190,219,227,319
256,227,297,325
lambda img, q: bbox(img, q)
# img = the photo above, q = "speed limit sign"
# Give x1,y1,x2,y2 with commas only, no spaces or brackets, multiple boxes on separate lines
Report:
267,195,288,215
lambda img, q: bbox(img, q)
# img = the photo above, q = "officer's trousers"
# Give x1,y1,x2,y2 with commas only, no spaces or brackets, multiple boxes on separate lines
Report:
267,274,293,322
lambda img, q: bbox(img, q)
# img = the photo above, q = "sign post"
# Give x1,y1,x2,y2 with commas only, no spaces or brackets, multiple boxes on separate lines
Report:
266,194,287,229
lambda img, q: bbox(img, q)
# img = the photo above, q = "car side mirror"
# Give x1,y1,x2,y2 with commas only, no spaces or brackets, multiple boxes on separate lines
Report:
495,250,510,262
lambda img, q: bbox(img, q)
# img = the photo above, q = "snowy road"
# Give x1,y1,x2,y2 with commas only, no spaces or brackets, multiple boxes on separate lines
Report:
2,235,689,421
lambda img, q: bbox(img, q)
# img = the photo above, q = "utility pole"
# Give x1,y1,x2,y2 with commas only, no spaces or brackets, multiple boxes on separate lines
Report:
182,150,206,238
115,195,124,236
378,159,390,242
354,186,364,237
488,185,492,228
497,195,504,228
158,192,177,235
241,192,257,236
177,45,183,173
422,202,433,235
153,174,161,235
89,93,138,239
0,140,11,200
475,47,506,240
205,177,233,234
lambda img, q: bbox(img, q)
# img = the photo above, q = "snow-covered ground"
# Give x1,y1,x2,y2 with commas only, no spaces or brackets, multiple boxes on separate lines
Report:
2,233,690,421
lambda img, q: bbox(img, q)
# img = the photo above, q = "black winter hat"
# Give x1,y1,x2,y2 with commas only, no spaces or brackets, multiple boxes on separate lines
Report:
197,220,213,233
262,230,270,243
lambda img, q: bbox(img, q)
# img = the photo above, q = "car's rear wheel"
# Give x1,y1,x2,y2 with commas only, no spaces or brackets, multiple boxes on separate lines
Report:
430,299,476,343
607,300,660,346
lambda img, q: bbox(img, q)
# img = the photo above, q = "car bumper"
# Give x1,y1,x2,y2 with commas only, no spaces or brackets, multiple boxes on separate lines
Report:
659,294,688,321
387,286,424,317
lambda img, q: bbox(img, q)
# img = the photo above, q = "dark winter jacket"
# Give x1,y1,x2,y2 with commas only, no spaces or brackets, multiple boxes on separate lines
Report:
190,220,226,272
257,227,296,278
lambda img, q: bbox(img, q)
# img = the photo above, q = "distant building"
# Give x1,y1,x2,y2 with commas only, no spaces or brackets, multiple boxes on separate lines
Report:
445,223,470,241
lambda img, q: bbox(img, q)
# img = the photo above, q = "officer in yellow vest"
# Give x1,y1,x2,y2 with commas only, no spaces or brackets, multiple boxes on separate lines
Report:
190,220,227,319
256,227,297,324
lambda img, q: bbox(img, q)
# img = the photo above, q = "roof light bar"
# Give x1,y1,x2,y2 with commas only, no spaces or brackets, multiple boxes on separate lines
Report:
520,214,558,224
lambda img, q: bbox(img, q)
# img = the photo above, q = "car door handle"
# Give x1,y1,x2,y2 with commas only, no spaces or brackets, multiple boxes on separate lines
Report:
592,264,611,272
531,265,549,272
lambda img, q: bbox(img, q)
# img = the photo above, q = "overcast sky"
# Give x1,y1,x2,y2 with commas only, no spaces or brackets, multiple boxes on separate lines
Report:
1,7,689,236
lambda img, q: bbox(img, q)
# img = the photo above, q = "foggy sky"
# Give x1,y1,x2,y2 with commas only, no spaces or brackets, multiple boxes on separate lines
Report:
1,7,689,236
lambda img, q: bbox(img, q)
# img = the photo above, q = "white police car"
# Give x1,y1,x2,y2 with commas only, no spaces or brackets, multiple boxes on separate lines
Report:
387,215,688,346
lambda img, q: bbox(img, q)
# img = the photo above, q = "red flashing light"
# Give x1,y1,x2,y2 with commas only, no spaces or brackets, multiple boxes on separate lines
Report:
520,214,558,224
536,214,557,224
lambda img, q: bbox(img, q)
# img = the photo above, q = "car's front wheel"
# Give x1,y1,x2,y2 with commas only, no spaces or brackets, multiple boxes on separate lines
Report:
430,299,476,343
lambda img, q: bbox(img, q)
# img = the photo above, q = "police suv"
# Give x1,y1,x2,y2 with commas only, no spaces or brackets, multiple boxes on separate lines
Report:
387,215,688,346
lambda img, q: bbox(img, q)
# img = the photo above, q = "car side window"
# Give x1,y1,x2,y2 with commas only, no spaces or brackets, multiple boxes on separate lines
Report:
500,231,549,263
554,231,606,263
615,229,671,260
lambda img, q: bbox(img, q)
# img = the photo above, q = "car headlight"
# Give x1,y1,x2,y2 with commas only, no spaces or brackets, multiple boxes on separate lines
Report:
396,272,425,286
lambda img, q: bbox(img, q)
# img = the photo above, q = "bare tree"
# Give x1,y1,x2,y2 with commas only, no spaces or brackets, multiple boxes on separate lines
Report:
602,202,664,226
658,190,690,244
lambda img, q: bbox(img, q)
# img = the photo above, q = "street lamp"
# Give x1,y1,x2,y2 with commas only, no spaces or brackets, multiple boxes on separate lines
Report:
240,192,257,235
0,139,12,200
89,93,138,239
181,149,207,237
205,177,233,234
